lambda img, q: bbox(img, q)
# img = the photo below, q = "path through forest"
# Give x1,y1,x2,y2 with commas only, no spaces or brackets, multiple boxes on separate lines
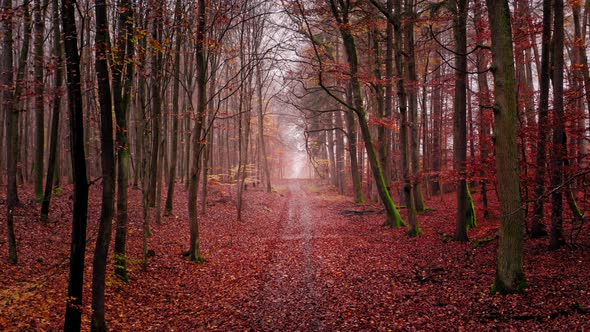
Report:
256,181,325,330
1,180,589,330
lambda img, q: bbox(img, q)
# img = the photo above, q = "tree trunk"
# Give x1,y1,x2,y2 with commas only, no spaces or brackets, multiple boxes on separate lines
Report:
473,0,490,219
391,0,418,234
384,0,394,190
346,91,364,203
405,0,425,212
165,0,182,215
256,60,272,192
530,0,551,238
550,0,565,250
148,0,163,207
2,0,18,264
188,0,206,263
486,0,526,294
330,0,404,228
40,0,63,223
33,0,46,200
91,0,115,328
431,65,442,195
62,0,90,326
334,109,345,194
113,0,134,281
452,0,469,242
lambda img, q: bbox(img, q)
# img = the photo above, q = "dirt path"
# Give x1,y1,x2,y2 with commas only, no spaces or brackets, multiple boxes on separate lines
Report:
3,180,589,330
256,180,326,330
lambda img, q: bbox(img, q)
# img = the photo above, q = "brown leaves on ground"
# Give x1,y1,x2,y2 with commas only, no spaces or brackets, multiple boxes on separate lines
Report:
0,179,589,330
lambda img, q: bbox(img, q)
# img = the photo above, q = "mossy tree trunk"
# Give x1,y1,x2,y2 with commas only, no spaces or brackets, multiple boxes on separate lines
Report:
328,0,404,228
113,0,135,281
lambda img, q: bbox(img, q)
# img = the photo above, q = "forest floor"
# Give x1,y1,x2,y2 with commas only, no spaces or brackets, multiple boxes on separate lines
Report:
1,179,590,331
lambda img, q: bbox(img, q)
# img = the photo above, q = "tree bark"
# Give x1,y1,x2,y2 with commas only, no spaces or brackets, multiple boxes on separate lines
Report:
188,0,206,262
165,0,182,215
452,0,469,242
486,0,526,294
473,0,490,219
40,0,63,223
62,0,90,327
113,0,134,281
550,0,565,250
91,0,115,328
329,0,405,228
33,0,46,200
531,0,552,238
148,0,163,207
2,0,17,264
404,0,425,212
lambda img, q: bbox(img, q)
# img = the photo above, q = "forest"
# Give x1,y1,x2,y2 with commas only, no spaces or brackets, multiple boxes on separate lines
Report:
1,0,590,330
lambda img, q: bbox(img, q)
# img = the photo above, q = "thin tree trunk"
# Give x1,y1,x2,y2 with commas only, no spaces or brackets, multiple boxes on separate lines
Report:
390,0,418,234
148,0,163,207
346,91,363,203
113,0,134,281
2,0,18,264
62,0,90,326
256,61,272,192
550,0,565,250
405,0,425,212
188,0,206,262
165,0,182,215
452,0,469,242
474,0,490,218
33,0,46,200
91,0,115,328
40,0,63,223
330,0,405,228
335,109,345,194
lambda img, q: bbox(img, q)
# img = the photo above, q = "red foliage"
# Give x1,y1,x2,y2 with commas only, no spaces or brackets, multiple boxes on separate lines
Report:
1,180,589,330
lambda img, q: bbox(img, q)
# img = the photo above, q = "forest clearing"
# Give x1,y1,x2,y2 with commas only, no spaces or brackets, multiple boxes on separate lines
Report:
1,180,589,330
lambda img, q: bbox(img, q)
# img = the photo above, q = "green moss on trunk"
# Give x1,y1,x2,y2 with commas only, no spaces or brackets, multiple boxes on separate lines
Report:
466,184,476,230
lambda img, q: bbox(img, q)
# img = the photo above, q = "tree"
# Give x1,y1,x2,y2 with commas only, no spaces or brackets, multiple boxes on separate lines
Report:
165,0,183,215
530,0,551,238
148,0,164,207
40,0,63,222
549,0,565,250
90,0,115,328
451,0,469,242
2,0,18,264
485,0,526,294
113,0,135,281
187,0,207,262
404,0,426,212
323,0,405,228
368,0,418,233
33,0,46,201
61,0,89,328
